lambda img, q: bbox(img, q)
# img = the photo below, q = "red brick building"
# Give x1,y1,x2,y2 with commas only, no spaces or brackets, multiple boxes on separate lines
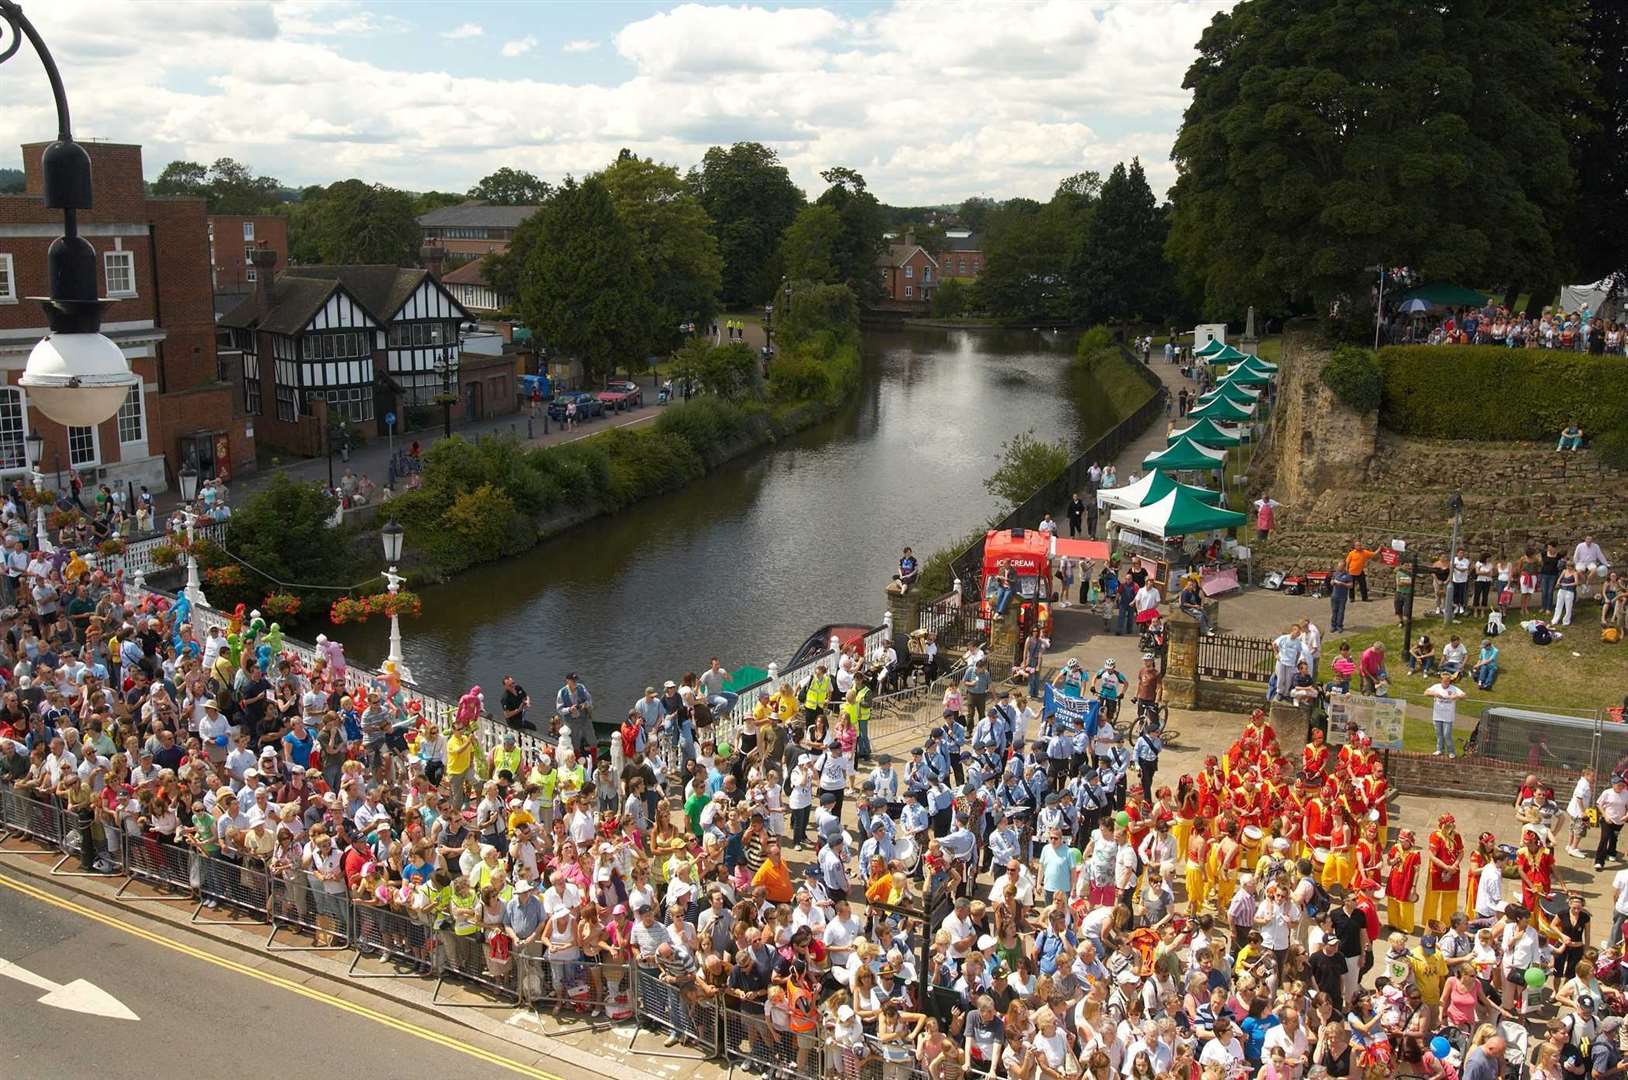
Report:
938,232,984,281
0,141,252,491
416,203,537,258
875,237,940,304
209,214,288,294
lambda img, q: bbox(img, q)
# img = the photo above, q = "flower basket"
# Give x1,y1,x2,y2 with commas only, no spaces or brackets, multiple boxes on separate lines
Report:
150,543,179,568
203,564,246,588
372,591,422,620
97,538,127,558
46,509,82,532
261,592,302,619
328,596,371,625
25,489,55,509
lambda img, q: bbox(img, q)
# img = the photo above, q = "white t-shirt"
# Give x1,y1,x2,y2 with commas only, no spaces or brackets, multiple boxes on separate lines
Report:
1425,681,1465,725
941,912,975,958
1264,1025,1309,1079
1201,1035,1246,1074
817,751,852,792
1451,556,1471,584
1613,868,1628,917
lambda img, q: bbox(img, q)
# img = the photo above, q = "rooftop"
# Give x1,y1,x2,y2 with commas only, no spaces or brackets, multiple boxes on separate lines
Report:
417,201,539,229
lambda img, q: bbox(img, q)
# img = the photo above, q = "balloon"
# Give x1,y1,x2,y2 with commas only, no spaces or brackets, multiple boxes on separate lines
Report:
1115,810,1131,828
1524,966,1546,989
1430,1038,1452,1060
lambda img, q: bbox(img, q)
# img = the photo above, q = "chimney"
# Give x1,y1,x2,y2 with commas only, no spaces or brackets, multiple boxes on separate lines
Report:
420,243,446,281
249,246,277,311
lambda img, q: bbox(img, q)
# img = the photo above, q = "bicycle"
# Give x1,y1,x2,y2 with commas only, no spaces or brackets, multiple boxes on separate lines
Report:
1115,699,1180,747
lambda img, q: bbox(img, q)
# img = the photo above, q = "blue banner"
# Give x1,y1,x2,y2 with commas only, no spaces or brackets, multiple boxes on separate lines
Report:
1043,684,1100,735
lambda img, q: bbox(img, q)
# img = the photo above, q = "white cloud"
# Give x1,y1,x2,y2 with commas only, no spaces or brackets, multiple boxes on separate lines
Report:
442,23,484,40
563,39,600,54
0,1,1227,205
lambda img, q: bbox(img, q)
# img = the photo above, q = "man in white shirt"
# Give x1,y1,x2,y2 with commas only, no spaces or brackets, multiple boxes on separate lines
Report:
1263,1008,1310,1080
224,733,257,785
1500,908,1542,1012
1474,849,1508,922
540,870,582,917
1574,536,1610,585
941,896,977,959
1568,769,1596,858
1611,867,1628,948
1424,671,1467,757
1301,619,1322,679
1597,773,1628,871
1133,580,1162,619
821,898,862,974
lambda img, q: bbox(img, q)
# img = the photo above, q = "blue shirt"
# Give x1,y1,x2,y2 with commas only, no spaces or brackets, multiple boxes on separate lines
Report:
282,729,314,768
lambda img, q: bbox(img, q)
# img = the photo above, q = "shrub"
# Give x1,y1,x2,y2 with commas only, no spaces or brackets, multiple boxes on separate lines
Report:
985,430,1071,507
601,429,705,508
654,397,754,454
1076,324,1114,356
1375,345,1628,440
1595,429,1628,470
931,278,969,318
432,483,531,572
1320,345,1382,413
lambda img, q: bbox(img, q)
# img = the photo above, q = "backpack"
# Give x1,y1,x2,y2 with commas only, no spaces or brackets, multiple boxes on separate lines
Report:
1531,624,1554,646
1302,875,1332,918
1605,627,1622,645
1485,610,1505,637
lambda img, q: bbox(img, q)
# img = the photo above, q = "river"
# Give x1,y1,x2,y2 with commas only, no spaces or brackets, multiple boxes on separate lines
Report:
340,327,1124,725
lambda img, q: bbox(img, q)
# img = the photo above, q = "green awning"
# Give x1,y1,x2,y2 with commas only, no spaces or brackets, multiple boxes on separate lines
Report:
1168,416,1245,448
1204,343,1250,364
1109,487,1246,539
1194,338,1227,357
1396,282,1488,308
1234,355,1278,374
1143,436,1228,471
1185,395,1254,423
1096,469,1223,511
1221,366,1272,386
1197,383,1260,409
724,666,769,693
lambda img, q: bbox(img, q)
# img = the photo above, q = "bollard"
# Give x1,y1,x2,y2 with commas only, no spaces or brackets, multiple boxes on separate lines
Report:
883,610,893,639
77,807,96,872
766,662,779,684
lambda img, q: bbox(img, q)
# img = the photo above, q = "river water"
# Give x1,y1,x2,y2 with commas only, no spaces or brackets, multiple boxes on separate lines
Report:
341,327,1122,723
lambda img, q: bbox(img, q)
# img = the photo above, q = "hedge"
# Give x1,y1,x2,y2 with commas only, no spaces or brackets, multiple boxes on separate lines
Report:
1376,345,1628,440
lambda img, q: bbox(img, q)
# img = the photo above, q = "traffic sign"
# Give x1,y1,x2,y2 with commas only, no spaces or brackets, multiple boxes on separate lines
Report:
384,411,396,428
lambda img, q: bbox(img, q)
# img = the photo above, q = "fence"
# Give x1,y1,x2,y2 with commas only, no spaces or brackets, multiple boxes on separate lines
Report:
433,924,520,1007
192,851,270,923
631,964,720,1056
721,996,813,1077
0,786,65,853
1195,633,1277,682
349,902,439,978
268,869,352,950
948,343,1168,591
516,953,635,1030
117,832,196,903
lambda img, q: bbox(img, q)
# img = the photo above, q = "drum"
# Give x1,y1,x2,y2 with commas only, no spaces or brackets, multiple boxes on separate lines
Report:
1312,846,1330,872
1538,892,1567,921
1241,825,1264,865
896,834,921,874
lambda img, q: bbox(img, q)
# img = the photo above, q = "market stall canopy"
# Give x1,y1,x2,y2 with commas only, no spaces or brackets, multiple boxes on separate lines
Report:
1050,537,1111,561
1096,469,1223,511
1219,366,1272,387
1233,354,1278,373
1196,383,1261,409
1143,436,1228,471
1109,487,1246,540
1396,282,1488,308
1194,338,1227,358
1204,343,1250,364
1557,278,1624,320
1168,417,1245,448
1185,395,1254,423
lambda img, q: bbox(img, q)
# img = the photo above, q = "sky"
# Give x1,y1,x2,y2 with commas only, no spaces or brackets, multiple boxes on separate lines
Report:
0,0,1231,206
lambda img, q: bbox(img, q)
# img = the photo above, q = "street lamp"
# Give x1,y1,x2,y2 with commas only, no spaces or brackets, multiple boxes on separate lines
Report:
2,1,139,427
379,518,413,684
176,463,209,609
24,429,45,548
432,354,454,438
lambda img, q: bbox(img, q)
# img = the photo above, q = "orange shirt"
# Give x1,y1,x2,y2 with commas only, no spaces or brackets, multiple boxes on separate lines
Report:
1346,547,1379,575
752,857,795,903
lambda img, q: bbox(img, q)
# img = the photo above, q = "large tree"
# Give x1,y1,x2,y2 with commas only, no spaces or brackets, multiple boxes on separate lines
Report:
1567,0,1628,287
152,160,209,199
310,180,421,265
1071,159,1174,323
778,204,844,285
596,151,722,349
1166,0,1587,322
467,166,552,206
978,193,1088,321
689,142,805,305
151,157,282,213
814,166,887,306
511,176,652,382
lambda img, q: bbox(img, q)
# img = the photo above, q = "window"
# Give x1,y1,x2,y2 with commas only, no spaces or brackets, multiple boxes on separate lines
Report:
244,378,262,416
904,265,913,279
305,386,373,424
246,268,256,283
275,383,299,422
302,332,366,360
244,244,257,263
242,221,255,241
104,251,135,297
67,425,97,468
904,285,914,298
117,386,146,446
0,388,25,469
958,260,966,275
0,253,13,303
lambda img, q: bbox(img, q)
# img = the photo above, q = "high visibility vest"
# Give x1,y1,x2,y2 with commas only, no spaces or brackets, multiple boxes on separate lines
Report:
804,675,831,709
843,685,872,727
490,747,522,776
787,982,817,1032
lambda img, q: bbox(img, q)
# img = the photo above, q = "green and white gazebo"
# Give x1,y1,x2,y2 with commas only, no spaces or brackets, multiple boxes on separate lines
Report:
1096,469,1223,512
1168,416,1245,448
1196,383,1261,409
1185,395,1255,424
1205,343,1252,364
1143,436,1228,472
1194,338,1228,358
1108,486,1247,540
1219,365,1272,387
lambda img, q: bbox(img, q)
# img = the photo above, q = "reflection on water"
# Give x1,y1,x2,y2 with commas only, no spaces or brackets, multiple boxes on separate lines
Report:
342,328,1123,720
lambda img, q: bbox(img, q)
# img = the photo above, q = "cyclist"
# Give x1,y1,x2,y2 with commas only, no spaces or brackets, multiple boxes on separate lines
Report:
1090,659,1128,723
1132,653,1164,732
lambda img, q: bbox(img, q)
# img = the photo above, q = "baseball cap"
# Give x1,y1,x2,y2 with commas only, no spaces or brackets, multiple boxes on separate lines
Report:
1420,934,1438,951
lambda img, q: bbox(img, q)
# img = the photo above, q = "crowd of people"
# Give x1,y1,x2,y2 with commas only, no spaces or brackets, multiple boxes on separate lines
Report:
1394,305,1627,355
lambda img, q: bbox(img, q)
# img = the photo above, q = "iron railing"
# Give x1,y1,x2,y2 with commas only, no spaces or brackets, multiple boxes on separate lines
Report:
1195,632,1277,682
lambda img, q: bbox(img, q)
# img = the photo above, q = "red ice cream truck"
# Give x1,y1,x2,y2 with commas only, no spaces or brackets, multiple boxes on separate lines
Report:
977,528,1108,640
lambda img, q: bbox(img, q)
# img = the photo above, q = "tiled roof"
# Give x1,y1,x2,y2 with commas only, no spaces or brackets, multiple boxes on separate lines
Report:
417,201,539,228
218,266,444,335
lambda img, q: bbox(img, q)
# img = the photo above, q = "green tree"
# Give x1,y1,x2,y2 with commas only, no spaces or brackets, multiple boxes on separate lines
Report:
310,180,421,265
152,160,209,199
984,431,1070,507
814,166,887,305
220,474,360,605
958,197,997,232
978,196,1082,321
779,204,844,284
1567,0,1628,287
512,176,652,382
597,153,722,350
689,142,806,305
412,190,466,214
467,166,552,205
1167,0,1587,322
1071,158,1174,323
0,168,21,194
930,277,970,317
205,157,283,214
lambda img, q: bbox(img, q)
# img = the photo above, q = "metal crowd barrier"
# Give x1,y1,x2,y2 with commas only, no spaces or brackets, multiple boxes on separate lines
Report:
0,787,65,853
632,964,720,1057
191,851,270,924
431,927,519,1008
117,831,195,904
516,953,634,1031
720,996,813,1078
349,902,438,978
268,869,351,951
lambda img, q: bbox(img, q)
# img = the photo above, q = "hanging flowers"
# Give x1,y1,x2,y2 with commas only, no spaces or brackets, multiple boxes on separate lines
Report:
150,543,179,568
327,591,422,625
261,592,303,619
97,538,127,558
203,564,246,588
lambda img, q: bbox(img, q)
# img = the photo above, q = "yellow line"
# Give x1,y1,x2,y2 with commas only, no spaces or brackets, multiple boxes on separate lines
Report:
0,871,562,1080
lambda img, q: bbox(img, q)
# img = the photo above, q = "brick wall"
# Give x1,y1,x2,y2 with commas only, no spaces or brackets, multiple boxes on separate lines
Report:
1383,747,1582,802
209,214,287,293
21,141,147,225
146,198,220,390
152,383,254,481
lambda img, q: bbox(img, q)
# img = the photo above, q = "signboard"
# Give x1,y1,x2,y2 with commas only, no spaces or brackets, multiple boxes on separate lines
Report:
1380,548,1398,567
385,411,397,428
1042,684,1103,735
1326,693,1406,750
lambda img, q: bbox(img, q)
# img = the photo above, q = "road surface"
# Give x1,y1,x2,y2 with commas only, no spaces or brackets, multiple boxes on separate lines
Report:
0,869,598,1080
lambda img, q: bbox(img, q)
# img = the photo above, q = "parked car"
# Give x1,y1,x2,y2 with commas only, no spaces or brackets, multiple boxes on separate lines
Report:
547,391,603,422
605,380,644,408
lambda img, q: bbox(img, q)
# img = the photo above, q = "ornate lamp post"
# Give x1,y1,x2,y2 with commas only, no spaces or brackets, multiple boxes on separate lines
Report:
380,518,413,684
176,463,209,609
2,1,140,427
24,430,45,547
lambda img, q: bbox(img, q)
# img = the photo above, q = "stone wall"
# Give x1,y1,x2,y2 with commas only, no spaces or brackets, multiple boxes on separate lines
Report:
1261,322,1380,507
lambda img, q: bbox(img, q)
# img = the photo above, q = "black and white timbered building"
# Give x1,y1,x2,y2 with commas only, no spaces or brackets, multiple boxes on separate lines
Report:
219,263,471,447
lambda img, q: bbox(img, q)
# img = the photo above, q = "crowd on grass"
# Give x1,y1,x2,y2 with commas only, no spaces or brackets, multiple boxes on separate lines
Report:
3,520,1628,1080
1391,306,1626,355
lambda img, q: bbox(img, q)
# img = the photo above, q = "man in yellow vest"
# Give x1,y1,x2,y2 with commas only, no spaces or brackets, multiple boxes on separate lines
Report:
490,730,523,782
802,664,832,732
784,967,819,1076
843,676,874,760
445,719,477,814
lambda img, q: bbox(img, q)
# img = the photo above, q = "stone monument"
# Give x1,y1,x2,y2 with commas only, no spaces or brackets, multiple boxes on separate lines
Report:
1241,305,1260,356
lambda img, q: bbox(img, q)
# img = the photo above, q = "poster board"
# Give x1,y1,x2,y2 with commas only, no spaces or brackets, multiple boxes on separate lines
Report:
1325,693,1406,750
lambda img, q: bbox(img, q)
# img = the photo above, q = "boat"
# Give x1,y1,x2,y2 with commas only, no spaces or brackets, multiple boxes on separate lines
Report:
785,623,872,670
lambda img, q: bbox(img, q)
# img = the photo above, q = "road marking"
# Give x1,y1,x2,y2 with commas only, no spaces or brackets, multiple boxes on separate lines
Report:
0,956,139,1020
562,412,657,444
0,872,563,1079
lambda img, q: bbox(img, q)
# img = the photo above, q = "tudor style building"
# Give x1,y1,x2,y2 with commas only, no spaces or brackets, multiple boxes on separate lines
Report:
219,257,472,454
